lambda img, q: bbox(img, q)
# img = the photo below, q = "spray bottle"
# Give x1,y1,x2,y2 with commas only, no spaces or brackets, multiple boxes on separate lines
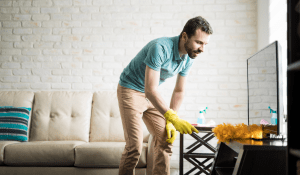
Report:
197,107,208,126
268,106,277,125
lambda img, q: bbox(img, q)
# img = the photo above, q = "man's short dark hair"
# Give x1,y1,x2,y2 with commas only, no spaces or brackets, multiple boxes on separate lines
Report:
180,16,213,38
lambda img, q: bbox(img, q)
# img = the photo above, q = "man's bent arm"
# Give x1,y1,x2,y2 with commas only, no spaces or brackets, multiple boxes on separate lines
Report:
144,65,170,115
170,74,186,112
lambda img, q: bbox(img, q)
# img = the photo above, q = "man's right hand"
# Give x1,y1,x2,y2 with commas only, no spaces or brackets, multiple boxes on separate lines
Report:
164,109,199,134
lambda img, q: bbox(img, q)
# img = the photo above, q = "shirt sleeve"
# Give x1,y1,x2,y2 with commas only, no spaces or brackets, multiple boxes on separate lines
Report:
143,43,165,71
179,58,194,77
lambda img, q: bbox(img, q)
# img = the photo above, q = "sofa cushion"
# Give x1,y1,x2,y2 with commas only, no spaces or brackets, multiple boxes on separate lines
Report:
0,167,147,175
4,141,85,166
30,91,93,142
0,91,34,139
0,106,31,142
0,141,19,166
74,142,147,168
90,91,150,142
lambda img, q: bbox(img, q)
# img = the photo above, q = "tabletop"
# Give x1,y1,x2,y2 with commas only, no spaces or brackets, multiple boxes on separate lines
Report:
226,139,287,153
194,126,214,132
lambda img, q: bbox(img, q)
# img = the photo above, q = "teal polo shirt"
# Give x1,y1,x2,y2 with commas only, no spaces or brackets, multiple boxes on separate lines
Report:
119,35,194,93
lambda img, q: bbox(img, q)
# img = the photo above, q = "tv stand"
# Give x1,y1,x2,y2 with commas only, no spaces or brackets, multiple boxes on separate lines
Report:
211,139,287,175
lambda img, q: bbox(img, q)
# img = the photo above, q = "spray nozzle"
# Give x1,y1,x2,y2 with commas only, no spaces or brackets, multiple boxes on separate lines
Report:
199,107,208,114
268,106,276,113
203,107,208,114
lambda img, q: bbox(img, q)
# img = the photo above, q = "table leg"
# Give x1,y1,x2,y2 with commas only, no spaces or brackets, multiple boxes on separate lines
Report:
180,133,184,175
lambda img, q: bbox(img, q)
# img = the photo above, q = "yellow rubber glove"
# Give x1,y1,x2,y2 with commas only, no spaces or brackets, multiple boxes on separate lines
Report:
166,120,177,144
164,109,199,134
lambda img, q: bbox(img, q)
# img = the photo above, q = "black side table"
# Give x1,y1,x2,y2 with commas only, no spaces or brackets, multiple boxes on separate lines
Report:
179,126,216,175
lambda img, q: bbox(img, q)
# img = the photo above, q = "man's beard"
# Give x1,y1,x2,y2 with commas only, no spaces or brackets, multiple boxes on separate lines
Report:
184,40,202,59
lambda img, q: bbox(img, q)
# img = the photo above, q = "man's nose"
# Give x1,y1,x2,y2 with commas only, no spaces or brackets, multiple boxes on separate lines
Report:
199,45,204,52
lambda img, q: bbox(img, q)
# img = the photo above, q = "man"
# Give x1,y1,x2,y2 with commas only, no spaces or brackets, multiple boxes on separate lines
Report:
117,16,213,175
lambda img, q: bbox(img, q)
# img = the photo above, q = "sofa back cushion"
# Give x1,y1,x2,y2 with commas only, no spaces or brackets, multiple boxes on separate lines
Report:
29,91,93,142
90,91,150,142
0,91,34,139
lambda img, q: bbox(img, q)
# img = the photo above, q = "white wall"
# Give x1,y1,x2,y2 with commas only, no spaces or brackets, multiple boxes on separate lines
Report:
257,0,270,50
0,0,258,174
269,0,287,117
257,0,287,118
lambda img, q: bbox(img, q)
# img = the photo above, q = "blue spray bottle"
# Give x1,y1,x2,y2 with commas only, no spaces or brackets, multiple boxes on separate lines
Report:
268,106,277,125
197,107,208,125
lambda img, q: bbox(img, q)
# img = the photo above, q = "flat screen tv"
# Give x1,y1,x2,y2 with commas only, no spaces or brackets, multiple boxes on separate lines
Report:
247,41,284,137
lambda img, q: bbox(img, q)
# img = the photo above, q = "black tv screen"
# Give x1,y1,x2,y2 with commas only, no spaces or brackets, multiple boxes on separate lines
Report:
247,41,284,136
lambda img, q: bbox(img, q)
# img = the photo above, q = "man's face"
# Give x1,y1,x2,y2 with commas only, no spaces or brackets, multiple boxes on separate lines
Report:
183,29,210,59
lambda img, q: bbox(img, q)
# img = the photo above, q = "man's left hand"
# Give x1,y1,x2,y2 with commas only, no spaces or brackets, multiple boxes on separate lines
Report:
166,120,178,144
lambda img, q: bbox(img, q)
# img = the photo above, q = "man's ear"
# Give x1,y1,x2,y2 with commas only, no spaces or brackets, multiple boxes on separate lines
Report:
182,32,188,42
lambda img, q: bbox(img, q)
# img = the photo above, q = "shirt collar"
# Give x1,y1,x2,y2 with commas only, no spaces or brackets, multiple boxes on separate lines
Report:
172,35,188,61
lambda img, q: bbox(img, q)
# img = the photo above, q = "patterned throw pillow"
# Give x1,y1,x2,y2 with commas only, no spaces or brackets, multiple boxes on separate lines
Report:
0,106,31,142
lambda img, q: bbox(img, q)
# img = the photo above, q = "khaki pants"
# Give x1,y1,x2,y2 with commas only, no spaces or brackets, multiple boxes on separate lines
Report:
117,84,173,175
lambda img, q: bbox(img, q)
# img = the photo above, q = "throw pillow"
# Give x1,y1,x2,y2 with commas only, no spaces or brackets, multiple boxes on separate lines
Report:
0,106,31,142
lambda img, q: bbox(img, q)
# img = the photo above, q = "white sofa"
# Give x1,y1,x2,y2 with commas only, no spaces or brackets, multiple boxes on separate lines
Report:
0,91,151,175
